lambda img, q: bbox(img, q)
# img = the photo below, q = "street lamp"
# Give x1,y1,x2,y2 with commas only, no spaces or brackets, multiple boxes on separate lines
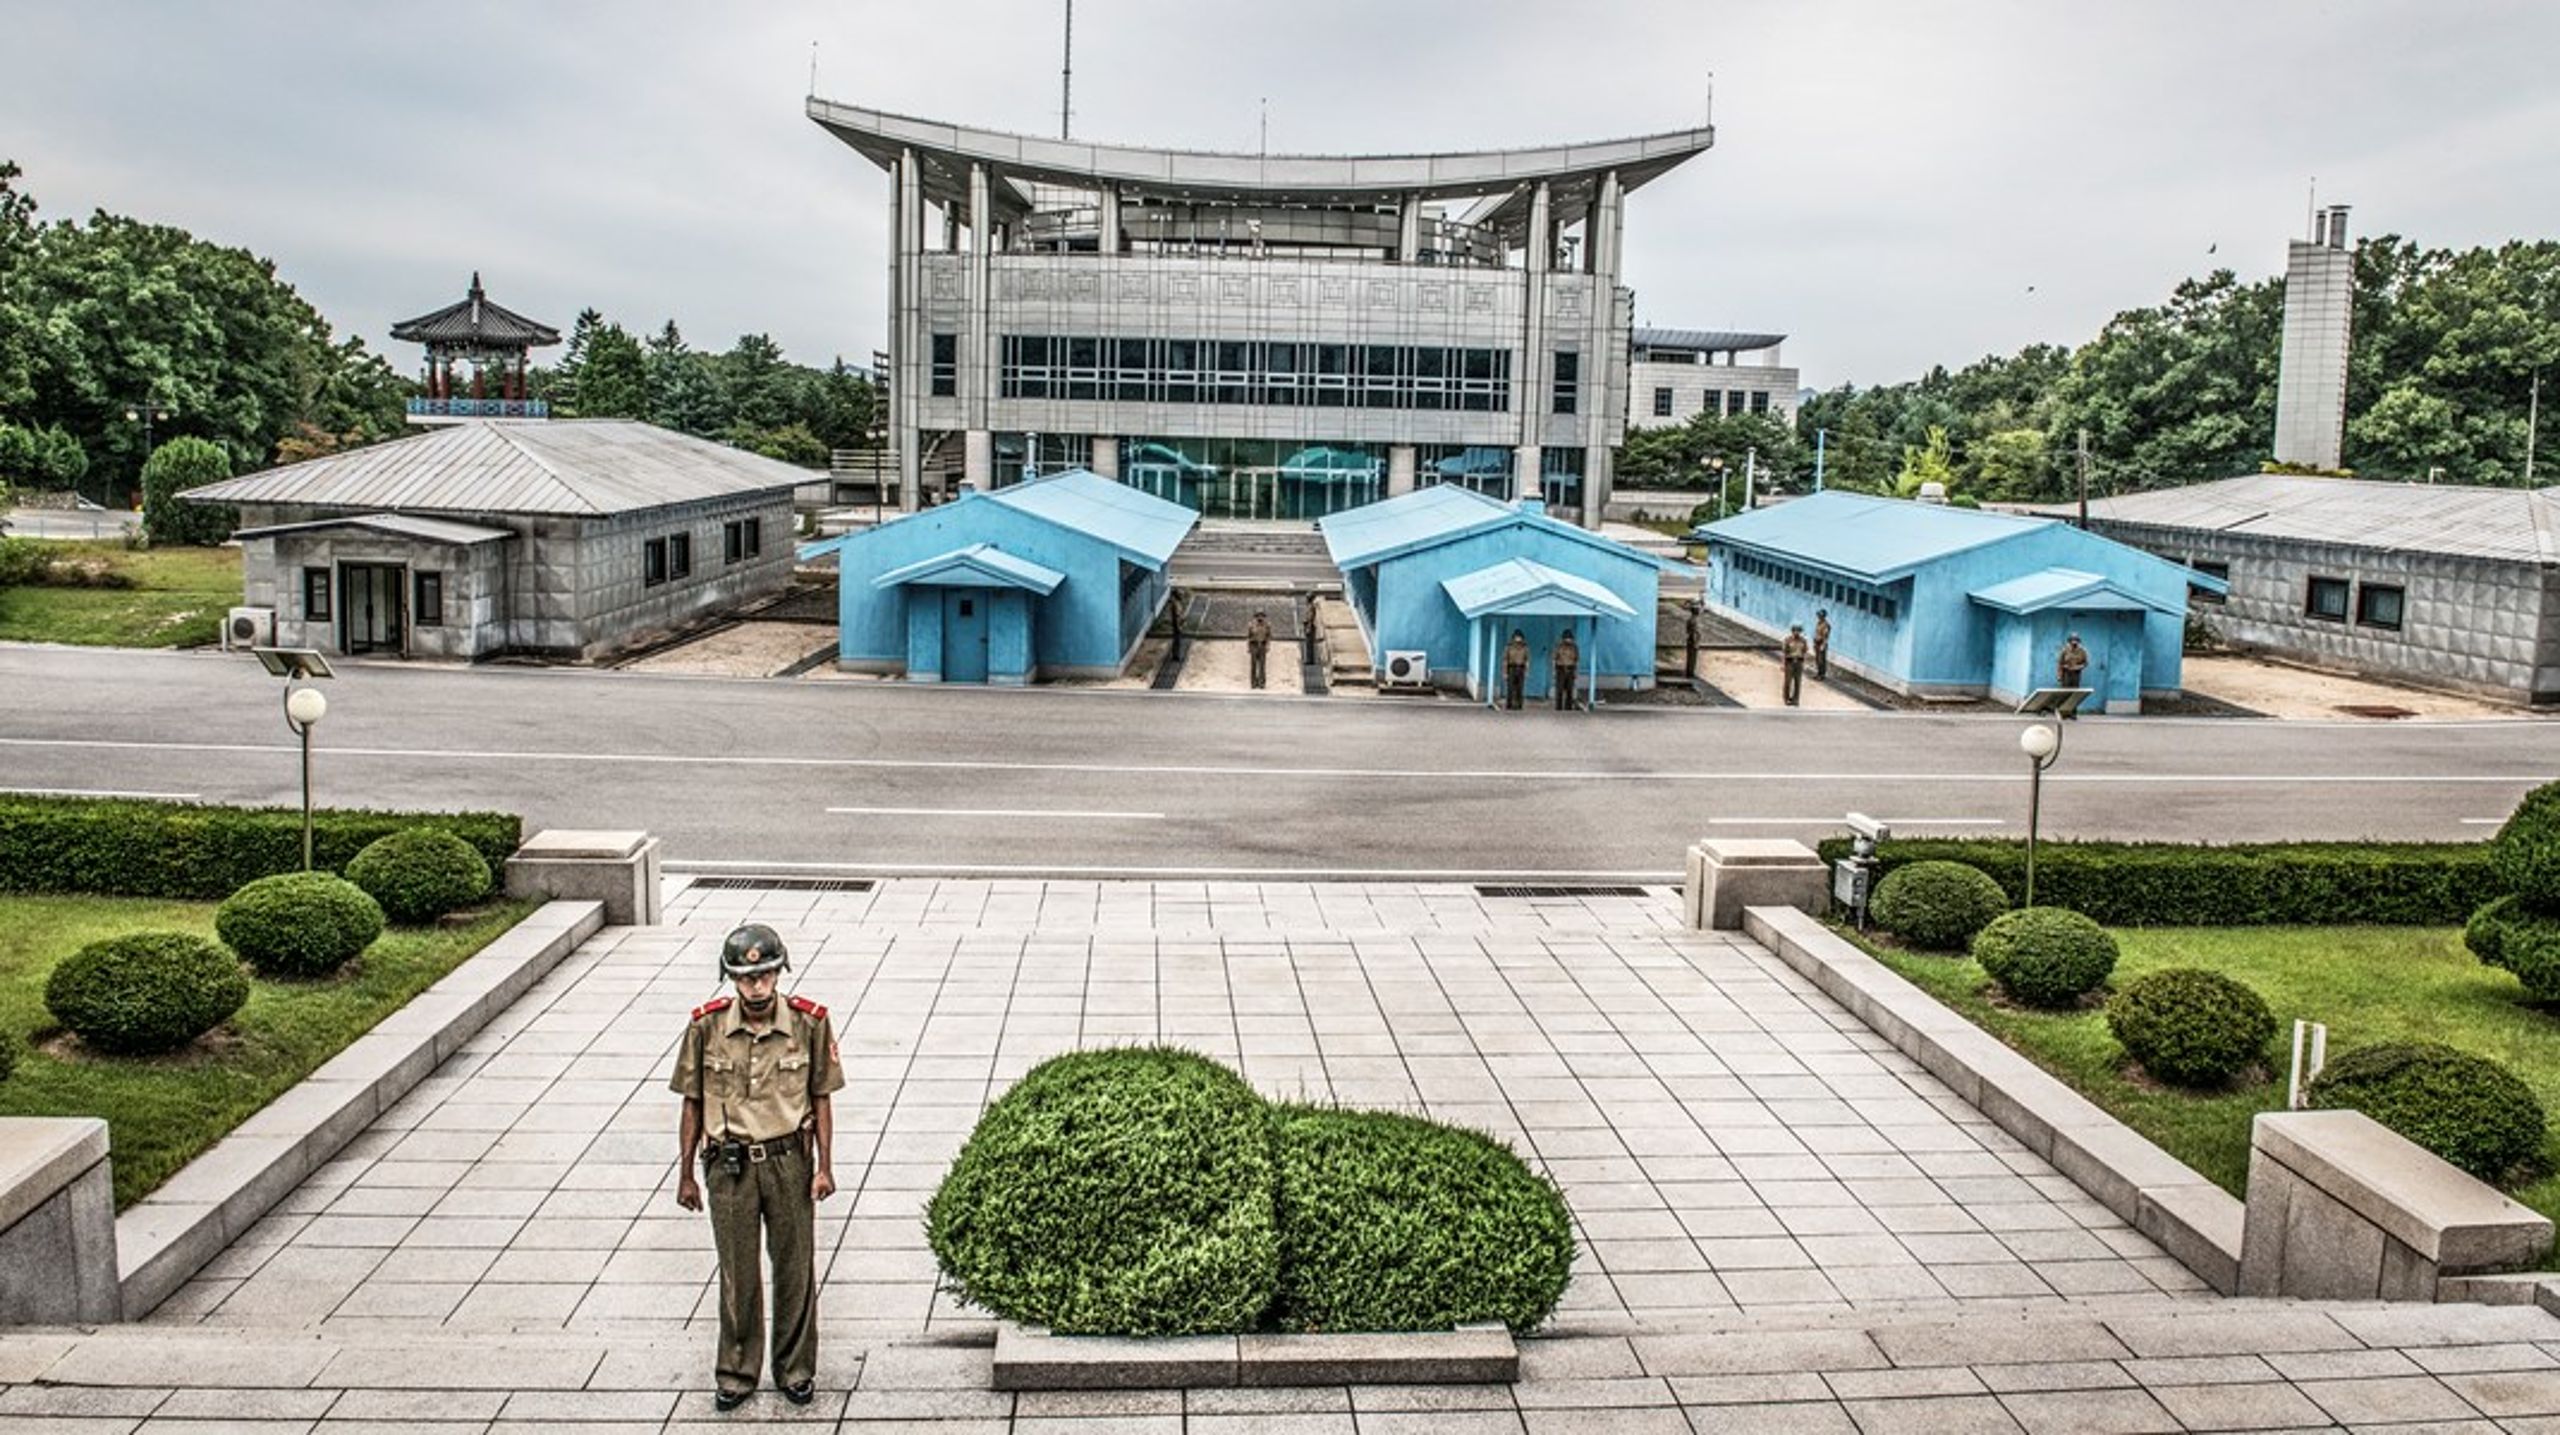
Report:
2014,686,2091,907
1699,454,1728,519
255,647,336,869
123,397,175,509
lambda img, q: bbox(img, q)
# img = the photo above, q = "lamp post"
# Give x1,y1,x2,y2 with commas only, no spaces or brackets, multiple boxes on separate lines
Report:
122,396,175,509
2019,719,2062,907
1699,454,1727,519
285,685,327,870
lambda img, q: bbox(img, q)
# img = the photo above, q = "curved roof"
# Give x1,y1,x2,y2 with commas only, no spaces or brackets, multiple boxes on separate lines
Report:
807,98,1713,232
1634,327,1785,355
390,274,560,349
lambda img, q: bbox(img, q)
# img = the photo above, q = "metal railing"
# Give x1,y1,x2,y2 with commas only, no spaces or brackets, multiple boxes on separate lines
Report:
407,398,548,419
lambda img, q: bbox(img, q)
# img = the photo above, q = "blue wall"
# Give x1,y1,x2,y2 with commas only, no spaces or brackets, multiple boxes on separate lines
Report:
1355,518,1664,690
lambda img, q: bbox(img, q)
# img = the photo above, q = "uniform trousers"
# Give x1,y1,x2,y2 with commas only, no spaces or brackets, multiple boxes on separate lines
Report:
1554,667,1577,709
707,1139,819,1396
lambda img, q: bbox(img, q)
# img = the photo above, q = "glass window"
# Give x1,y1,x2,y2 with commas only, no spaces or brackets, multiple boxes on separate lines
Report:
2190,558,2229,604
1653,387,1674,417
2306,575,2349,621
644,539,668,587
2355,583,2405,631
930,333,957,397
1750,390,1770,414
1703,389,1724,417
745,516,762,558
1551,350,1580,415
303,567,332,621
724,520,744,564
413,571,443,627
670,533,692,580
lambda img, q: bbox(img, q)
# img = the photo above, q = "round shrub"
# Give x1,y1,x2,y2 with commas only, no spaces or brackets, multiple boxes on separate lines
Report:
1972,907,2118,1009
2106,968,2277,1088
1271,1107,1574,1334
1870,860,2010,951
216,872,384,978
43,931,248,1056
926,1047,1279,1336
2492,781,2560,913
345,827,492,924
2308,1041,2548,1184
2467,894,2560,1004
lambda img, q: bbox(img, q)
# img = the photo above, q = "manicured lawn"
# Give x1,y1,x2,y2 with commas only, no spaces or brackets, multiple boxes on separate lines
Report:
1863,925,2560,1234
0,892,536,1207
0,541,240,647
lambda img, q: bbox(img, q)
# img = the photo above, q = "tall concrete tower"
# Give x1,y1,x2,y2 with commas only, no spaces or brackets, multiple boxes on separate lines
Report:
2273,205,2354,470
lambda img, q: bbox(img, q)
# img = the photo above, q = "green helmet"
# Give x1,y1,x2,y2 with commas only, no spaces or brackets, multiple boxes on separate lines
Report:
719,923,790,979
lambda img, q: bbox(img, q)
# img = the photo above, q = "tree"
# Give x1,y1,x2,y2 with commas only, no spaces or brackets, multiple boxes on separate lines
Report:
567,321,646,418
798,359,877,452
643,321,722,435
1969,429,2050,501
716,333,793,434
1893,426,1957,497
140,436,234,545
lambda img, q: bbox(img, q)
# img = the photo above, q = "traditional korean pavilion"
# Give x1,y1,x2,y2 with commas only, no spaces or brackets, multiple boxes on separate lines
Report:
391,273,560,422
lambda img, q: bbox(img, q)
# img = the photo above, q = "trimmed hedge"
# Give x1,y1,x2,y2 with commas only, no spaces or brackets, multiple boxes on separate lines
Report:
44,931,249,1055
2467,894,2560,1003
1818,837,2499,927
2308,1040,2547,1185
346,828,493,924
0,795,518,901
926,1047,1280,1336
2107,968,2277,1088
1972,907,2117,1009
217,872,385,978
1270,1107,1574,1334
2492,781,2560,912
1870,860,2009,951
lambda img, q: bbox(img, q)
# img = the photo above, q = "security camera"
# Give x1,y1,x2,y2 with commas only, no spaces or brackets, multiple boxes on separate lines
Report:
1844,812,1891,844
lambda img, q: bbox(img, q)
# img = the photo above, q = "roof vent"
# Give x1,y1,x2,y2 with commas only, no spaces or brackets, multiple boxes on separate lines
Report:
1916,482,1949,505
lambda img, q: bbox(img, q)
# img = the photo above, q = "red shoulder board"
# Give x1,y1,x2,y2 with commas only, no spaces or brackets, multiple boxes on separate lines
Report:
692,996,732,1021
788,994,828,1021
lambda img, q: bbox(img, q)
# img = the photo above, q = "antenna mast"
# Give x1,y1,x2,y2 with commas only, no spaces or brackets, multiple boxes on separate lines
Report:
1061,0,1074,139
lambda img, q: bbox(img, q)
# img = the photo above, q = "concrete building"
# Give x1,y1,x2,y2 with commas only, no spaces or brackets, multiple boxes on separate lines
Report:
807,99,1715,529
1628,328,1798,429
1323,485,1682,704
802,469,1194,683
2274,205,2355,471
2081,473,2560,705
1696,491,2212,712
185,420,801,662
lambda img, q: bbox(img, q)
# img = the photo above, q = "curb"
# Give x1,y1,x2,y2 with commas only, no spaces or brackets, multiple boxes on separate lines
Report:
113,899,606,1319
992,1320,1517,1390
1741,906,2247,1295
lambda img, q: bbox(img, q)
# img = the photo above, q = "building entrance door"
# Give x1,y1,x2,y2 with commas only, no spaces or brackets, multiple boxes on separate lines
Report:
942,590,990,682
340,563,406,656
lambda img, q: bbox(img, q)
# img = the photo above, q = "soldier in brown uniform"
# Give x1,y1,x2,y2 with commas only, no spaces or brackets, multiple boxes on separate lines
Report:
2056,633,2090,718
671,924,845,1410
1502,629,1530,710
1245,610,1273,689
1781,624,1809,706
1812,609,1832,679
1552,629,1580,711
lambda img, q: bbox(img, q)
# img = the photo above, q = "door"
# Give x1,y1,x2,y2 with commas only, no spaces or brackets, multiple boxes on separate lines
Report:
942,589,989,683
339,563,406,656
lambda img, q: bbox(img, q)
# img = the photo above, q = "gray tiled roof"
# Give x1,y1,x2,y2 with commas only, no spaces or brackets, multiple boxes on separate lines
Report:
1633,327,1785,354
181,421,810,518
2079,473,2559,564
389,275,560,348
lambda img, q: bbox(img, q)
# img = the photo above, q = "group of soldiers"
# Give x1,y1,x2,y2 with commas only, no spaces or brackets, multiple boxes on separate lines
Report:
1499,628,1581,711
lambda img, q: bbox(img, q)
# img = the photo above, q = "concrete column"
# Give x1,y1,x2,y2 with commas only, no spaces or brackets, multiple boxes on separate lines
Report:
1517,180,1552,477
1090,436,1120,480
1098,184,1121,254
894,148,925,513
1388,444,1417,497
965,429,994,489
967,163,993,436
1582,169,1626,530
1398,193,1422,262
1514,444,1541,503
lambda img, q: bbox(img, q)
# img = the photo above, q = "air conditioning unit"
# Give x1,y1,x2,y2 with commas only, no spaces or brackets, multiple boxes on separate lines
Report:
223,606,276,652
1381,650,1430,688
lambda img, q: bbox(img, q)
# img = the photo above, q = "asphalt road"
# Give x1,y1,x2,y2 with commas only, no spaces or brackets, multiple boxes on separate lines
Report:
2,644,2554,879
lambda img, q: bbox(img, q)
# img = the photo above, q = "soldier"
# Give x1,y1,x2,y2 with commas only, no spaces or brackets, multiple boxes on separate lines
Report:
1682,599,1702,680
671,924,845,1411
1245,609,1273,690
1502,629,1530,711
1813,609,1832,680
1553,629,1580,711
1781,623,1809,706
2056,632,2090,717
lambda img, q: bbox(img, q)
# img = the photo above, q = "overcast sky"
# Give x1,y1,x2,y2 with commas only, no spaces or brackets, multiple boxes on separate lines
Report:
9,1,2557,390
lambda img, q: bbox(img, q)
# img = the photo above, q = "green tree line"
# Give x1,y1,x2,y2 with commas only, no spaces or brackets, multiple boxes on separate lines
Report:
534,310,876,467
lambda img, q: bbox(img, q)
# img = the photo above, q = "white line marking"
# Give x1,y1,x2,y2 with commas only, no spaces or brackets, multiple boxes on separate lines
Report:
667,858,1684,880
0,738,2541,786
826,806,1166,821
1707,817,2006,827
0,786,202,800
2460,818,2507,825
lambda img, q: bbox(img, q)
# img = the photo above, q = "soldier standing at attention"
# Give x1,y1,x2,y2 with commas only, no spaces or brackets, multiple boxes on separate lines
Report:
1780,623,1809,706
1812,609,1832,680
2056,632,2090,716
1682,599,1702,680
1245,609,1273,690
672,924,845,1411
1552,629,1580,711
1502,629,1530,711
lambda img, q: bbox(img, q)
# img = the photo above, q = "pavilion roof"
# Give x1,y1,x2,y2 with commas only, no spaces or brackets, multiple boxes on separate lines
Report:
390,273,561,349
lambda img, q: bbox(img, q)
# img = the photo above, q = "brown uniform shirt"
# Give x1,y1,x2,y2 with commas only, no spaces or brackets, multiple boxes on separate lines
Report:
668,995,847,1142
1245,615,1272,651
1782,633,1809,663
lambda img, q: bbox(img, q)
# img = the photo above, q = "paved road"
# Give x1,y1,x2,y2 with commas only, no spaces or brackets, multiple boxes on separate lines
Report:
1,644,2553,878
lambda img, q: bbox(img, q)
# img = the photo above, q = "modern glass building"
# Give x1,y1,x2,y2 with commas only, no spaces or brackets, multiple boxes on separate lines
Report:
808,100,1713,528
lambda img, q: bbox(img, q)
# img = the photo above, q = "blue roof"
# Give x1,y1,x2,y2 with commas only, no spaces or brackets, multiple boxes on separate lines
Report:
1968,567,2173,616
1442,558,1640,621
873,543,1066,595
1323,485,1681,573
982,468,1197,568
1693,491,2055,581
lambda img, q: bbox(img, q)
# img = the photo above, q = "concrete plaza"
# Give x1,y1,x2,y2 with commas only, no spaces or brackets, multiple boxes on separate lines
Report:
5,881,2558,1430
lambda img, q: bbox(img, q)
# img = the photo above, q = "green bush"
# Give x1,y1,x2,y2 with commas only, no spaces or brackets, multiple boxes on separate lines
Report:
2492,782,2560,913
0,795,518,900
2106,968,2277,1088
216,872,385,978
346,828,493,924
140,436,236,546
1972,907,2118,1009
927,1047,1279,1336
2308,1041,2548,1185
1817,837,2499,927
0,1027,17,1083
44,931,249,1055
1270,1107,1573,1334
1870,860,2009,951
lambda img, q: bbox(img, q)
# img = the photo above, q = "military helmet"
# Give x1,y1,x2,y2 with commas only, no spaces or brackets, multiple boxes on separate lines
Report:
719,923,790,979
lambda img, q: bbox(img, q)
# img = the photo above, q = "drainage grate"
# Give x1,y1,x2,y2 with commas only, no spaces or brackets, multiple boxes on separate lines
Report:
2334,704,2419,720
1474,884,1656,899
686,877,876,893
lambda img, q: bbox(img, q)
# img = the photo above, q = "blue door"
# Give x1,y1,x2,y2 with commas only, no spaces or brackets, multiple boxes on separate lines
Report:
943,589,990,683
